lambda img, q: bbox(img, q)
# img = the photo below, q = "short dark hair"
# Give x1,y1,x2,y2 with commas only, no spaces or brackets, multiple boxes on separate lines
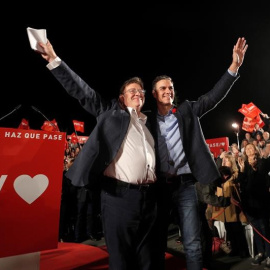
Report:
151,75,173,91
119,77,144,95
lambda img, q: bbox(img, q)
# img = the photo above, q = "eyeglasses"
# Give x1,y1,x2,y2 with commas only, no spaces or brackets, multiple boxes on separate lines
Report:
124,88,146,95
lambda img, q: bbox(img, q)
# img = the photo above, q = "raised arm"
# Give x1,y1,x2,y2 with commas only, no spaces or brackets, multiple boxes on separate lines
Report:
37,40,58,63
228,37,248,73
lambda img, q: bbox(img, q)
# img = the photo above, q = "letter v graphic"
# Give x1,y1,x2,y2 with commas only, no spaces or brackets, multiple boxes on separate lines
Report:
0,175,8,191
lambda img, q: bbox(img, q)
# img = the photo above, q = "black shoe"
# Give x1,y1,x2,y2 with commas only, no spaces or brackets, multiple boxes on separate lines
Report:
251,253,265,265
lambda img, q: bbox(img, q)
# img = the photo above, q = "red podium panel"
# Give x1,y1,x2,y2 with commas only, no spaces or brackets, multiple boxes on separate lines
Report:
206,137,229,158
0,128,66,258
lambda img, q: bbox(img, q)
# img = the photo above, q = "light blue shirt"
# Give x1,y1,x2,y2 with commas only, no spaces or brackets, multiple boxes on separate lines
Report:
156,69,237,176
157,108,191,176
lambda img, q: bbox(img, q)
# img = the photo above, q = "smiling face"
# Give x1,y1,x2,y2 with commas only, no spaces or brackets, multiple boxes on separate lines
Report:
152,79,175,107
119,83,145,111
245,143,257,157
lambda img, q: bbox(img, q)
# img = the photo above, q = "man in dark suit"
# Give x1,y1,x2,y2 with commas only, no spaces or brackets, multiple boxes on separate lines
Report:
148,37,248,270
36,41,158,270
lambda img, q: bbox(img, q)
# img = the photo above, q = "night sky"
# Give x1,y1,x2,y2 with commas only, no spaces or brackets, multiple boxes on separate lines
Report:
2,4,270,145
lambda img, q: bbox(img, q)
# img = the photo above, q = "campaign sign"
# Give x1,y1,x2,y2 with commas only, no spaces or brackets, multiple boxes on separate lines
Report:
206,137,229,158
0,128,66,258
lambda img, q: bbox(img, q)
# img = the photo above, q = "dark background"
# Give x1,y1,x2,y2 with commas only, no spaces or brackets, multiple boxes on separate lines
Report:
1,4,270,145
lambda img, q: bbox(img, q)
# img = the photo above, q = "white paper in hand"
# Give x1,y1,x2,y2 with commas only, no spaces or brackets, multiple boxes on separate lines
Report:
27,27,47,53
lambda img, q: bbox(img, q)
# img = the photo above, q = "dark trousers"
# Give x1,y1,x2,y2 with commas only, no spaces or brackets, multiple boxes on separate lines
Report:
247,215,270,257
101,178,160,270
199,202,213,269
75,185,102,242
59,175,77,241
225,221,249,257
156,175,202,270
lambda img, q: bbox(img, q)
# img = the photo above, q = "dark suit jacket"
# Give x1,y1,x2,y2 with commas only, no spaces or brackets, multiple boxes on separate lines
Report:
51,61,134,186
147,71,239,184
51,62,239,186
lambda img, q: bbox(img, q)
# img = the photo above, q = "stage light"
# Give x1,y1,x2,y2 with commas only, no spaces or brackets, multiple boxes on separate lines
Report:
232,123,240,149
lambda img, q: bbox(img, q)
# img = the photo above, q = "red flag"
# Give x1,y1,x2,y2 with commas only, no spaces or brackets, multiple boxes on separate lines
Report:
64,137,69,150
238,102,261,119
71,132,78,144
41,119,59,132
242,116,256,132
18,118,30,130
73,120,84,133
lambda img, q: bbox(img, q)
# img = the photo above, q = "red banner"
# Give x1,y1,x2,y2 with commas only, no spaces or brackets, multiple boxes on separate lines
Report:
238,102,265,131
238,102,261,119
206,137,229,158
73,120,84,133
0,128,66,258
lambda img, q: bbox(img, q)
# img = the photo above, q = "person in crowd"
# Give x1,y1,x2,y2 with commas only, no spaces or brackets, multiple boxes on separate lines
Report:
196,180,231,269
237,143,270,267
59,157,77,242
216,147,226,168
241,138,248,153
261,113,270,132
263,131,270,142
264,140,270,158
245,132,253,143
252,123,264,139
211,157,249,258
35,40,158,270
148,37,248,270
258,139,266,151
230,143,242,160
255,132,264,144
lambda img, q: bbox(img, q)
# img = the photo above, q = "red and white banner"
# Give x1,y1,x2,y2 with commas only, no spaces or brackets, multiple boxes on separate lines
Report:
67,134,89,144
0,128,66,258
238,102,261,119
73,120,84,133
206,137,229,158
238,102,265,131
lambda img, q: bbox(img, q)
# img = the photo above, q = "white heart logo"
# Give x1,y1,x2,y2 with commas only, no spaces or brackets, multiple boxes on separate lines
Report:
14,174,49,204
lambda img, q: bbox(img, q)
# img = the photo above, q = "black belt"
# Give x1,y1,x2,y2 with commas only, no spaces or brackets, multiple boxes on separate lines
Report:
102,176,154,191
160,173,196,184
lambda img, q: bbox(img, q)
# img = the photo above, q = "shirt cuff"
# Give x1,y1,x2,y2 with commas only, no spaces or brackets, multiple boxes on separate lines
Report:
46,57,62,70
227,69,237,77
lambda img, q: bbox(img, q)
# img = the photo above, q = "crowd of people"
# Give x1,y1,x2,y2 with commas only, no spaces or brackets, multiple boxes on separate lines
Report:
211,126,270,267
29,35,268,270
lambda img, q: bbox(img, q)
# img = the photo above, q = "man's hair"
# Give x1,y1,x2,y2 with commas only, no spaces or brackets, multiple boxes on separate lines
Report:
151,75,173,91
151,75,180,106
119,77,144,95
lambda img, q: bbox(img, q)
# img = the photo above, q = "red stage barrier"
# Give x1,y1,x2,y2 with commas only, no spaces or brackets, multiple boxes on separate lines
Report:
0,128,66,258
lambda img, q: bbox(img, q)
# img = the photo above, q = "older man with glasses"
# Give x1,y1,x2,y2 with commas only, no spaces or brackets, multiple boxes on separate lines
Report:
34,39,160,270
